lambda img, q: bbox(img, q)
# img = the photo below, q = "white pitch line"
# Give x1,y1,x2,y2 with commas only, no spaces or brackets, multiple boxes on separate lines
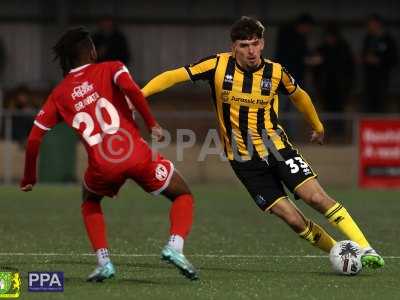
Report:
0,253,399,259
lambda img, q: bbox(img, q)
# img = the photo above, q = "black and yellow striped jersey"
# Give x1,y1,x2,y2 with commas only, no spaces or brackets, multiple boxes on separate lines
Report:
184,52,297,160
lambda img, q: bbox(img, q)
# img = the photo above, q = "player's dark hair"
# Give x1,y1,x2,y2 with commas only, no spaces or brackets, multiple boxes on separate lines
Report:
53,27,94,75
230,16,265,42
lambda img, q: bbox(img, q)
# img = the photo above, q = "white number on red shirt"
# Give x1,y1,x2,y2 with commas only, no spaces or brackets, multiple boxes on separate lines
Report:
72,98,120,146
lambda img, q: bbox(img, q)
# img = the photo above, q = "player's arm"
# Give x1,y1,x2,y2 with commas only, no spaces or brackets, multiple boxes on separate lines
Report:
113,65,157,131
289,87,324,132
20,126,46,191
278,67,324,144
289,88,324,144
142,55,218,97
142,67,190,97
21,95,61,191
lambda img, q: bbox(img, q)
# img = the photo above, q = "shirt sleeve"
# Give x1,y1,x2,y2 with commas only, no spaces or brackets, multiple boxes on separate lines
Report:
289,87,324,133
112,62,157,129
142,67,190,98
185,55,218,81
34,93,62,131
22,93,59,187
109,60,130,85
277,66,298,95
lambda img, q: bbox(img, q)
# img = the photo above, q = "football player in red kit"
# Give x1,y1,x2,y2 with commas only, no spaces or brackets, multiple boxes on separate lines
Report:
20,27,198,281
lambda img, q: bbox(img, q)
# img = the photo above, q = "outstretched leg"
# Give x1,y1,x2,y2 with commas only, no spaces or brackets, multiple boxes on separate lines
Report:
81,186,116,282
269,197,336,253
160,170,198,280
295,178,384,268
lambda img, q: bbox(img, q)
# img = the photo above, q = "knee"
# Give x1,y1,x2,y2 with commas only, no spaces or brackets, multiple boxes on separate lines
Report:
161,171,192,201
304,191,328,207
172,194,194,208
82,195,102,204
82,186,102,203
163,189,193,202
81,198,102,215
175,191,194,202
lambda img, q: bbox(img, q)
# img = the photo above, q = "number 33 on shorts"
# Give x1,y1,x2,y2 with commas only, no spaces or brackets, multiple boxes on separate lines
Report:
285,157,311,175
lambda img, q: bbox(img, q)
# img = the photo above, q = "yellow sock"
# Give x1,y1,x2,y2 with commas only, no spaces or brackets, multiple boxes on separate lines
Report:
299,220,336,253
325,202,370,248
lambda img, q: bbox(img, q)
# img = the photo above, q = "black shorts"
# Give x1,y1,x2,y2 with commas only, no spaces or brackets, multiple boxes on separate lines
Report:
229,147,317,211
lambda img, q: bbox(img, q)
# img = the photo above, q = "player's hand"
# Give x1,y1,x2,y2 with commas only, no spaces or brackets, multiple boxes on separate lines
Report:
310,130,324,145
20,184,34,192
150,124,165,142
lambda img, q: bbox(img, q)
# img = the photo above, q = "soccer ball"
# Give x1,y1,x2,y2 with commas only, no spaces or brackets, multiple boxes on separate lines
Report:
329,240,363,275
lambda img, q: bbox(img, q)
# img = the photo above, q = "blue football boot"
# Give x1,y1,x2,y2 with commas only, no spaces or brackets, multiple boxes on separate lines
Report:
161,246,198,280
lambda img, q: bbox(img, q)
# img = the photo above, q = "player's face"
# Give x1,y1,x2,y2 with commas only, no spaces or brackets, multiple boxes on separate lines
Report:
232,38,264,71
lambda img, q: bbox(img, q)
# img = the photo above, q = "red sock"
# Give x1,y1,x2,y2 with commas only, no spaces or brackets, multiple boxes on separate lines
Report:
81,200,108,251
169,194,194,239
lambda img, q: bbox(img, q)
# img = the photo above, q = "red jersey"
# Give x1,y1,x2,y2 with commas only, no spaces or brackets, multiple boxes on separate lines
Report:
34,61,155,169
22,61,173,196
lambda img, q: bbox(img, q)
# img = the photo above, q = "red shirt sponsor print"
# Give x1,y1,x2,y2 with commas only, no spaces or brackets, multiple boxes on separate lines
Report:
34,61,144,168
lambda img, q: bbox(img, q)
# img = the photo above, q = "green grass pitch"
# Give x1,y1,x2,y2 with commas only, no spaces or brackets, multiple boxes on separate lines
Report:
1,184,399,299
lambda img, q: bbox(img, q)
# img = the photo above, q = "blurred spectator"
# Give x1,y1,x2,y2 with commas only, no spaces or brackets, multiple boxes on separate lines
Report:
0,37,6,132
313,25,355,112
275,14,315,86
275,14,315,137
92,15,131,65
362,14,398,113
7,85,35,145
0,37,5,80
